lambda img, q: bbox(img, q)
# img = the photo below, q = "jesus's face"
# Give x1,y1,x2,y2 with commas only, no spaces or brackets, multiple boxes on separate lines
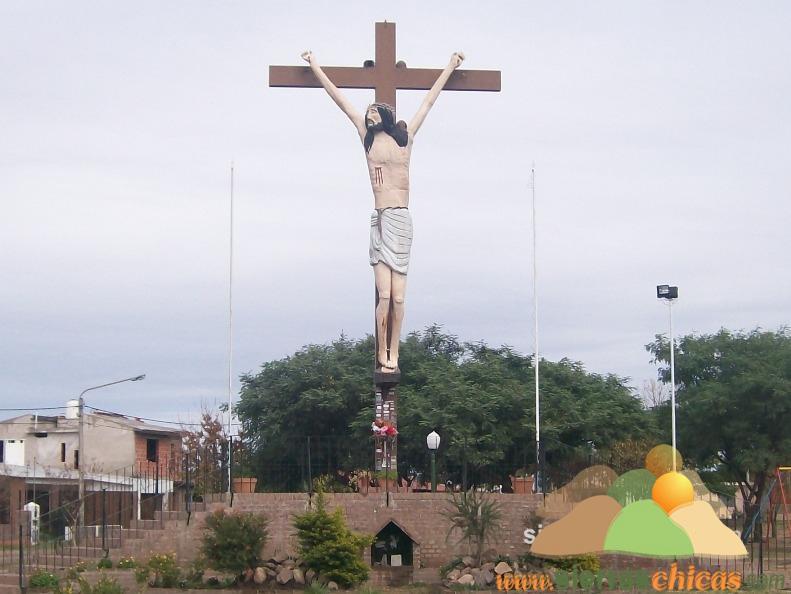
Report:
366,106,382,129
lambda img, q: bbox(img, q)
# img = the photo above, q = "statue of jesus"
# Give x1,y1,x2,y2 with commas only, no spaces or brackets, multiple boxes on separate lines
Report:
301,50,465,373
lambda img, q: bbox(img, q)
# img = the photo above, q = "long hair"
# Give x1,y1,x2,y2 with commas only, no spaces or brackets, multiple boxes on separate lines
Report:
364,103,409,153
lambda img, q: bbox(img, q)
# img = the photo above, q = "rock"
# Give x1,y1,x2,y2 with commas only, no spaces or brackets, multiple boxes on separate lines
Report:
293,568,305,585
458,574,475,586
317,572,329,585
273,552,288,563
462,555,475,567
446,569,461,581
470,568,482,579
482,548,499,563
462,567,472,576
482,562,495,572
253,567,267,585
305,569,316,584
282,559,296,569
265,562,277,569
276,568,294,585
601,577,609,589
243,568,255,582
328,581,339,591
476,569,494,587
295,558,304,567
494,561,512,575
265,568,277,577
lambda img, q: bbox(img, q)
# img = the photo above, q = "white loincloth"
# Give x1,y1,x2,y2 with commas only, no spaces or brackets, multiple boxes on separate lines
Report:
369,207,413,275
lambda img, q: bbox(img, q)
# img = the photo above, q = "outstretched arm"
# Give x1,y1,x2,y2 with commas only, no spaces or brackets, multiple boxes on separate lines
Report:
302,51,366,138
409,52,465,136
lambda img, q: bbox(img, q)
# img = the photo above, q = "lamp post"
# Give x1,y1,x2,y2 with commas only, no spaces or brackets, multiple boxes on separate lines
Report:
426,431,440,493
77,374,146,526
656,284,679,470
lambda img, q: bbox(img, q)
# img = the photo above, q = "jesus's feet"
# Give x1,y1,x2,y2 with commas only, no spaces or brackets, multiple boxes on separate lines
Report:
378,350,390,369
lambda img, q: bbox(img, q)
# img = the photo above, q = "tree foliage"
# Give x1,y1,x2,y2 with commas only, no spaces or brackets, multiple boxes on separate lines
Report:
236,326,650,490
646,327,791,515
293,492,372,587
443,489,503,566
201,510,269,576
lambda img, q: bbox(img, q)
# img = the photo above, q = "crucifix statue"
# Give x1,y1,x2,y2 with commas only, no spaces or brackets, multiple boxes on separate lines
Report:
270,22,500,375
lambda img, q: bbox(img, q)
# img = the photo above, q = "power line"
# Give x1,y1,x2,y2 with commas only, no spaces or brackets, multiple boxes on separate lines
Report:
85,405,242,428
0,406,66,412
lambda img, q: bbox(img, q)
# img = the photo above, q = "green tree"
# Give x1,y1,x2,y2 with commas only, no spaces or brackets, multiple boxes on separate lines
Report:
237,325,651,490
293,492,372,587
646,327,791,518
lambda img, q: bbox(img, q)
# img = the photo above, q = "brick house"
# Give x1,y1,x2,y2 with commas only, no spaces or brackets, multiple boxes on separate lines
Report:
0,404,184,531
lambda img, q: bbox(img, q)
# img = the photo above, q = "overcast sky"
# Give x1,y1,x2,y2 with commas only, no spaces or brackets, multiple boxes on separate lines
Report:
2,1,789,427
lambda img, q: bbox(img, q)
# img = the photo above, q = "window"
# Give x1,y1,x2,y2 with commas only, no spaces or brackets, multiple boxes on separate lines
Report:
0,440,4,463
74,450,79,469
146,438,158,462
61,443,66,463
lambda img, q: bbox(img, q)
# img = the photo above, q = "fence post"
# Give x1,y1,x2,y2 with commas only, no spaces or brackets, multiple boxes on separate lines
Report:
101,488,107,555
18,523,26,594
229,436,234,508
307,436,313,497
185,451,192,525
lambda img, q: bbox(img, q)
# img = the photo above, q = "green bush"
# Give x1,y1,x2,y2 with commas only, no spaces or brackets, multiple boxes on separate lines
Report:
65,561,89,580
201,510,268,577
29,569,59,590
96,558,113,570
544,554,600,573
294,491,373,588
77,576,124,594
134,552,181,588
117,557,137,569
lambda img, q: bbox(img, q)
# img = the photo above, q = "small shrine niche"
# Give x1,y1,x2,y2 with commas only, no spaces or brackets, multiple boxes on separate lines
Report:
371,521,414,567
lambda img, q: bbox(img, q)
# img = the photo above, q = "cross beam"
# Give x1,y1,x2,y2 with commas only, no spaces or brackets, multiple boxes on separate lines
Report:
269,22,501,111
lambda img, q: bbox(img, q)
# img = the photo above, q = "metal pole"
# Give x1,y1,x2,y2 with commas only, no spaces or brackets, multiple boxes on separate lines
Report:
76,374,145,527
227,162,234,499
431,451,437,493
101,488,107,555
669,300,677,470
531,165,542,492
19,523,26,594
78,396,85,527
307,436,313,495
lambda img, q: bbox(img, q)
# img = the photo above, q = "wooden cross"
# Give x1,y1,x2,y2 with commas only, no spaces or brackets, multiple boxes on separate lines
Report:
269,21,501,111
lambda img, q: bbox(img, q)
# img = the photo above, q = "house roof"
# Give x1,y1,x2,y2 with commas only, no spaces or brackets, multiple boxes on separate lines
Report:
0,412,183,437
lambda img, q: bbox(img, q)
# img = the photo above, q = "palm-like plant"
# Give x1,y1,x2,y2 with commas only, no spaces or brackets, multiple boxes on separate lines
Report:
443,489,503,566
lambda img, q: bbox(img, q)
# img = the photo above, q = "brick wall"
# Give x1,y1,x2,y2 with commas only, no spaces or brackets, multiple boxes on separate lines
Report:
134,434,182,477
230,492,542,568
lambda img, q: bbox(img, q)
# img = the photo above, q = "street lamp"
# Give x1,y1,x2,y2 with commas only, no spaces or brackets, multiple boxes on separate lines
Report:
78,374,146,526
656,285,679,470
426,430,440,493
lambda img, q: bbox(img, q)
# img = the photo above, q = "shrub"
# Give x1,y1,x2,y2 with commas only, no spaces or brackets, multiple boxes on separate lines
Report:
134,552,181,588
65,562,89,580
147,553,180,588
77,576,124,594
544,554,600,573
442,490,502,567
96,558,113,570
29,569,59,590
293,491,373,587
117,557,137,569
201,510,268,577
